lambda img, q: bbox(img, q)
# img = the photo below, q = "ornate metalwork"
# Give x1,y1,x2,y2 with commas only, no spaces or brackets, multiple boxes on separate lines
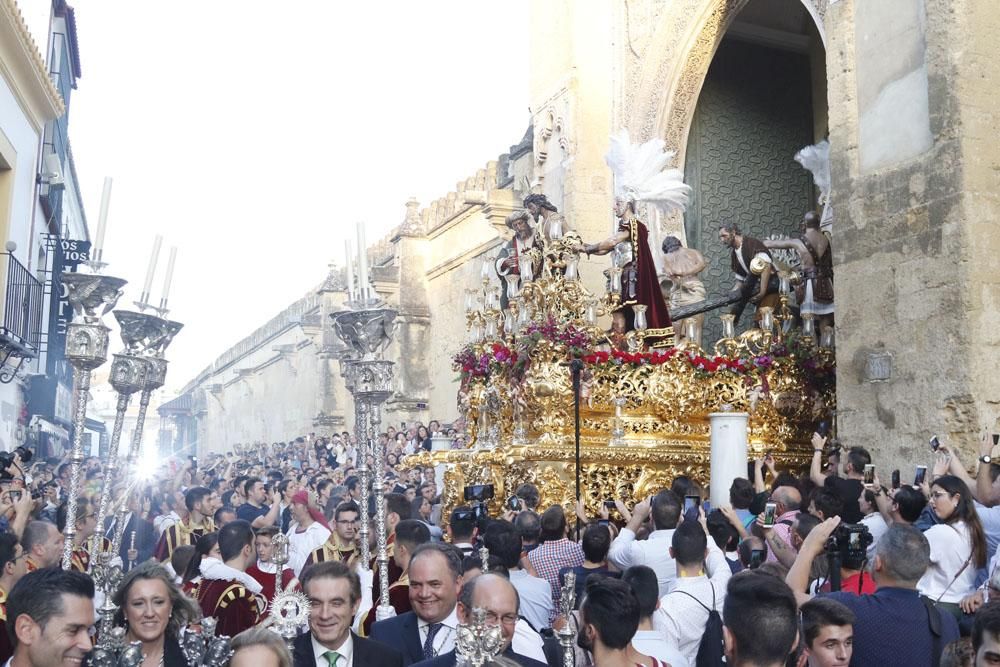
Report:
62,273,125,570
181,617,234,666
455,607,505,667
558,572,577,667
332,298,397,615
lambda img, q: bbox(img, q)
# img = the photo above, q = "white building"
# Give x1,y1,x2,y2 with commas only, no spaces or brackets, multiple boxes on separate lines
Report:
0,0,65,452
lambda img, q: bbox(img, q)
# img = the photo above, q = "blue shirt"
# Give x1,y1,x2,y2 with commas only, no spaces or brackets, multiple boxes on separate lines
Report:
821,587,959,667
236,503,269,525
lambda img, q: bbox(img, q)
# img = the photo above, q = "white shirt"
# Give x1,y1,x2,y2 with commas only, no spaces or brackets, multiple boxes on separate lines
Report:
513,619,548,663
918,520,978,603
654,542,732,664
631,630,690,667
608,528,677,596
509,568,553,631
311,631,353,667
287,521,332,576
859,511,889,560
418,607,459,658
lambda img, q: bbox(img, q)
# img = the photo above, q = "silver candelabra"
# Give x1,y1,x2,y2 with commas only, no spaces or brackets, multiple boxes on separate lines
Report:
61,272,126,570
331,296,397,615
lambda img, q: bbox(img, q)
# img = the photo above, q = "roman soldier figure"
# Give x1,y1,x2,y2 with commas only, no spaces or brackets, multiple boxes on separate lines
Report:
578,130,690,346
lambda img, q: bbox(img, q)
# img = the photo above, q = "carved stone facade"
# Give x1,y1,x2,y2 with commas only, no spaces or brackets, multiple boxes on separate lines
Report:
176,0,999,468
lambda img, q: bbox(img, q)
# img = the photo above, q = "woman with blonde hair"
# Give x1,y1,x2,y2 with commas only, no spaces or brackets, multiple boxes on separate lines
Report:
230,626,292,667
113,562,201,667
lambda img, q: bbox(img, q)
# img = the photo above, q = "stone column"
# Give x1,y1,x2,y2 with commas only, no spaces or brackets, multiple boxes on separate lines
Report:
708,412,749,509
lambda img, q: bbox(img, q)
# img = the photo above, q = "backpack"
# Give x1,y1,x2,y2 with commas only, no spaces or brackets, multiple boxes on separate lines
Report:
671,584,726,667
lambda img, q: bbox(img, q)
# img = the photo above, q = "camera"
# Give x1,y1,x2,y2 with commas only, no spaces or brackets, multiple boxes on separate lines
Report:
463,484,495,528
0,446,33,471
824,523,873,578
464,484,495,503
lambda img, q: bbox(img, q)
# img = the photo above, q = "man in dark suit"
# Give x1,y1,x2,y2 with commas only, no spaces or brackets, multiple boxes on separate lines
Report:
104,490,157,571
293,560,403,667
369,543,463,665
410,573,547,667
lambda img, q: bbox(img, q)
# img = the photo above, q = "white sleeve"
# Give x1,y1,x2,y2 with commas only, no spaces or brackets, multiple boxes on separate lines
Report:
607,528,638,569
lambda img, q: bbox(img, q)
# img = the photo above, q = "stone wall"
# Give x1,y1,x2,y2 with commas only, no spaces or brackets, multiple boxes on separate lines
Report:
828,0,1000,467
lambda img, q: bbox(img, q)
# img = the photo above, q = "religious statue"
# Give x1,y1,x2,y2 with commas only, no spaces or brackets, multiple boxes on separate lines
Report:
660,236,707,346
764,211,834,328
494,210,541,309
718,222,780,325
577,130,690,341
523,193,572,242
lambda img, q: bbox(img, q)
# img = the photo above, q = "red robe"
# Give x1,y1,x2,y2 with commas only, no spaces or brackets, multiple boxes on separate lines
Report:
360,573,411,636
246,563,298,619
196,578,262,637
616,218,672,335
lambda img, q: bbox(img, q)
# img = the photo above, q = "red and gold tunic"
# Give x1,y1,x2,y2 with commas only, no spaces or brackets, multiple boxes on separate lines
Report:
0,586,12,664
196,578,262,637
71,537,113,573
304,535,358,570
245,563,298,619
360,572,411,637
155,517,215,562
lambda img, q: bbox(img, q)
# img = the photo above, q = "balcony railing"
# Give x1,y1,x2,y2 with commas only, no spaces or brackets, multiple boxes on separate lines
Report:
0,253,44,358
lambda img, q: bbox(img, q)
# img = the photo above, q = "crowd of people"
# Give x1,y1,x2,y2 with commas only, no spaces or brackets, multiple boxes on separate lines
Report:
2,422,1000,667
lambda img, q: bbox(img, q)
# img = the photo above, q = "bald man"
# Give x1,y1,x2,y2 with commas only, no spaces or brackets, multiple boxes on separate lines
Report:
764,486,802,564
409,574,547,667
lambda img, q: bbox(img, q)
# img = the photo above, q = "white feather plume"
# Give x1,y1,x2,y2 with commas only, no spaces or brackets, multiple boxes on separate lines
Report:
605,129,691,213
794,140,831,199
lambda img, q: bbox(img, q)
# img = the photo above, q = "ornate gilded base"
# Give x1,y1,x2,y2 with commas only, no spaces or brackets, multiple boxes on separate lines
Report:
405,435,811,522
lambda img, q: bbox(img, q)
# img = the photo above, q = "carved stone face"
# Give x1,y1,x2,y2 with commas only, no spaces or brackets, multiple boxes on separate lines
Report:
613,197,629,218
513,217,531,238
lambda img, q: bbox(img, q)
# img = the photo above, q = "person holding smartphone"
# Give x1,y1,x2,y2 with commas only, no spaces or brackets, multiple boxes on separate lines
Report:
810,432,871,523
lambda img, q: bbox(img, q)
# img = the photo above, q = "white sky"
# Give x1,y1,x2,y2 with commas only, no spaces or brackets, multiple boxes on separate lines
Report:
24,0,531,391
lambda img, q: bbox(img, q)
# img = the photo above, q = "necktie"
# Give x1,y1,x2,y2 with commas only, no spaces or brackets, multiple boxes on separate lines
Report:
423,622,443,660
324,651,341,667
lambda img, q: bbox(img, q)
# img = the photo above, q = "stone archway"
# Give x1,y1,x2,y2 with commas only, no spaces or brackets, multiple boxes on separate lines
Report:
626,0,828,163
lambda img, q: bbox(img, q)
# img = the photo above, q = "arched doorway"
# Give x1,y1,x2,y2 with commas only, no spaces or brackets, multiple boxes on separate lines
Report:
681,0,828,341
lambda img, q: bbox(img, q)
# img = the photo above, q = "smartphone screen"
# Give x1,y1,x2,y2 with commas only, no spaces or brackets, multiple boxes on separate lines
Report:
891,469,900,490
930,436,940,452
763,502,777,526
749,549,765,569
603,500,617,509
683,495,700,514
863,464,875,485
914,466,927,485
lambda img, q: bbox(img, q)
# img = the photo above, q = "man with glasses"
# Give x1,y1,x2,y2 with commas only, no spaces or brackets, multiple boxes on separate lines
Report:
0,533,29,663
55,499,100,573
409,573,547,667
306,502,361,569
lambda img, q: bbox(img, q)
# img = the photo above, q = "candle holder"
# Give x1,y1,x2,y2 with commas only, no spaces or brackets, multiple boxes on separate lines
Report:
89,310,162,566
714,313,739,357
633,304,648,331
758,306,775,333
557,571,577,667
61,273,126,570
331,300,397,615
609,397,627,446
111,314,183,560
